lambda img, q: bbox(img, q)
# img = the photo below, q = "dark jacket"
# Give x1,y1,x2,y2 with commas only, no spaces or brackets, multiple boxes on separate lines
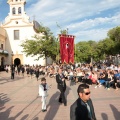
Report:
35,70,40,78
56,73,66,90
70,98,96,120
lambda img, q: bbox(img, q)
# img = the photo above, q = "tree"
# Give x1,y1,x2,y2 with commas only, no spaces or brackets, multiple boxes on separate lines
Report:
75,40,100,63
107,26,120,54
75,41,92,63
108,26,120,41
96,38,115,62
21,25,58,62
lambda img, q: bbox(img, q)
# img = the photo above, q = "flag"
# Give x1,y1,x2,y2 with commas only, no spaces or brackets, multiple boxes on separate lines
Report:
59,34,74,64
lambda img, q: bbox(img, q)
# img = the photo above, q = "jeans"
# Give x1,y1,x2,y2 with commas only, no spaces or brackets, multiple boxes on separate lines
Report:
105,81,110,88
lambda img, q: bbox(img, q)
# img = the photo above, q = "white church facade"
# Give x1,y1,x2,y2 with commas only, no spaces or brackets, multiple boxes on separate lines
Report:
0,0,52,67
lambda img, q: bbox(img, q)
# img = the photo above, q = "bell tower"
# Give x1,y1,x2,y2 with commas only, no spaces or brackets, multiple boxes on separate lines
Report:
7,0,26,16
3,0,30,25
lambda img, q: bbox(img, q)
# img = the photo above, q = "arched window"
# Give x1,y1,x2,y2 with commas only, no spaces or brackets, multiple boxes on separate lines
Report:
12,7,16,14
18,7,21,14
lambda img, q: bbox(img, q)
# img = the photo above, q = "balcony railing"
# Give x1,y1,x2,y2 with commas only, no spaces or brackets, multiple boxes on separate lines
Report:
0,49,8,55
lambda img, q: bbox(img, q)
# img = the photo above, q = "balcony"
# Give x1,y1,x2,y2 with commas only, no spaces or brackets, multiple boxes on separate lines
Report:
0,49,8,55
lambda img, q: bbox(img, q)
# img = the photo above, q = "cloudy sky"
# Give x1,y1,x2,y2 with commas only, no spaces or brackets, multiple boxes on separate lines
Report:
0,0,120,43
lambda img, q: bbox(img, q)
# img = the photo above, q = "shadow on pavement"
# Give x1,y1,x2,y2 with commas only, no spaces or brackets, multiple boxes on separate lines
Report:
33,117,39,120
101,113,108,120
101,104,120,120
8,96,38,120
0,106,14,120
0,93,11,119
44,86,71,120
0,93,10,114
0,93,10,105
31,92,60,120
20,114,29,120
110,104,120,120
70,80,76,86
44,91,60,120
0,76,24,85
66,86,71,105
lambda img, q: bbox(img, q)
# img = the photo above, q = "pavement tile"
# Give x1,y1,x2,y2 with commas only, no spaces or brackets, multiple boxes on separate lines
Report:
0,71,120,120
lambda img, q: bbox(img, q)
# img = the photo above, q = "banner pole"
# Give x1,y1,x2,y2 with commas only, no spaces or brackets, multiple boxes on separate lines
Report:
75,42,76,63
58,35,60,64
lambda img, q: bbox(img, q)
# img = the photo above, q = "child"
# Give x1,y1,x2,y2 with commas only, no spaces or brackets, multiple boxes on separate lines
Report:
39,77,50,112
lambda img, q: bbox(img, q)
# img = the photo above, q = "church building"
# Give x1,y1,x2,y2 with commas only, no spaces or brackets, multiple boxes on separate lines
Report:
0,0,51,67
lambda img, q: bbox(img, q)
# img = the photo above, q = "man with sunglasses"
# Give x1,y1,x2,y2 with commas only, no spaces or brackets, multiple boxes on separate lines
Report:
70,84,96,120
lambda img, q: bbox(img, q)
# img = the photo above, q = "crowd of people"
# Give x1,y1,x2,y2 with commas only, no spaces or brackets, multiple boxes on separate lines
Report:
2,62,120,119
4,62,120,91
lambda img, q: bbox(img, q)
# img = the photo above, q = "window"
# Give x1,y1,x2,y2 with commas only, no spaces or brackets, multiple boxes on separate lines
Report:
1,44,3,49
12,7,16,14
18,7,21,14
16,21,18,24
14,30,19,40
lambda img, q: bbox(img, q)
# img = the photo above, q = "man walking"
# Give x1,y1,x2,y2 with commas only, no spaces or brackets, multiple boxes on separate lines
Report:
56,68,67,106
70,84,96,120
11,65,15,79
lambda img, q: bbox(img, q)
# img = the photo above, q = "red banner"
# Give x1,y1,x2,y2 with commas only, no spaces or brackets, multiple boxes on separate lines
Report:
59,34,74,64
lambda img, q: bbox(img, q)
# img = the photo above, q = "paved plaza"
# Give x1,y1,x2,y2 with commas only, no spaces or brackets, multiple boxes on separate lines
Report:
0,71,120,120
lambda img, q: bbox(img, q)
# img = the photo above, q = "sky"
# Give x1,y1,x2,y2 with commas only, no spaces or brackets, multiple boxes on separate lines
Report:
0,0,120,43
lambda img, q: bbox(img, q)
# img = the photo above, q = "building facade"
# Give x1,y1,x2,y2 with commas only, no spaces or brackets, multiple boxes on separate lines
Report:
0,27,9,70
0,0,51,67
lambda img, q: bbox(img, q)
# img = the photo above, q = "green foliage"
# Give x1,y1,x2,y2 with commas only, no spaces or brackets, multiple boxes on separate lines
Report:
56,22,68,35
21,22,120,63
60,29,68,35
75,26,120,63
107,26,120,54
108,26,120,41
21,25,58,61
75,40,99,63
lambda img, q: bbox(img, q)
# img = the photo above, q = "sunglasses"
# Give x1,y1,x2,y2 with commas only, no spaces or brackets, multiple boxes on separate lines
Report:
84,92,91,95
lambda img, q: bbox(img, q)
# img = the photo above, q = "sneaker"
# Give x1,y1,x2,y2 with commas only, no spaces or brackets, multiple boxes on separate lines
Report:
99,85,102,87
